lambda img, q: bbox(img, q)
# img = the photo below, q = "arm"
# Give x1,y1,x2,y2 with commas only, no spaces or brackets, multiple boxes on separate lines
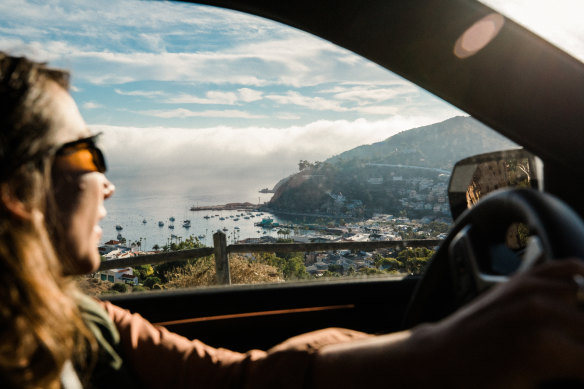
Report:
312,260,584,388
100,300,369,389
102,260,584,389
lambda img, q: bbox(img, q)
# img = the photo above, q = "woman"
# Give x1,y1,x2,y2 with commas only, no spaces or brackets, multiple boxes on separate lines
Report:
3,51,584,388
0,53,100,388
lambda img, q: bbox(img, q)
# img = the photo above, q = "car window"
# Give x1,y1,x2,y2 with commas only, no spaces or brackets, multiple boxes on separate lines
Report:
0,0,519,296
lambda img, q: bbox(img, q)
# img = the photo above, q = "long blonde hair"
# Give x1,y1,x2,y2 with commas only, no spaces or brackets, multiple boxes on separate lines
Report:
0,52,95,388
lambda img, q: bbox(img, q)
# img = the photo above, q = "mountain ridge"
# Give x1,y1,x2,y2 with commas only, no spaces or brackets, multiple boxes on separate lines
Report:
267,116,517,218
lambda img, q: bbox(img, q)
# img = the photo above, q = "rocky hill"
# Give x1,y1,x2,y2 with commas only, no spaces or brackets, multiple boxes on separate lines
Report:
268,116,517,217
326,116,514,169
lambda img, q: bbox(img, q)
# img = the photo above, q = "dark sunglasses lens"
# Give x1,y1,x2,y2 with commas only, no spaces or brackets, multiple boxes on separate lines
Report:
92,147,107,173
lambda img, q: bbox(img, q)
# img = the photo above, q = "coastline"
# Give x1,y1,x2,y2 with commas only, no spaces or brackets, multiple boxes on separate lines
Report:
189,202,260,211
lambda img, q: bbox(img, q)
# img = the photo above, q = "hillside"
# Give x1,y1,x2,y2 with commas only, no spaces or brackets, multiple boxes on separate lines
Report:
326,116,515,169
268,116,517,217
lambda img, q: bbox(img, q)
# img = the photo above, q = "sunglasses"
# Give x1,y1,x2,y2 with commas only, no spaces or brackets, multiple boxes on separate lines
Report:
53,133,107,173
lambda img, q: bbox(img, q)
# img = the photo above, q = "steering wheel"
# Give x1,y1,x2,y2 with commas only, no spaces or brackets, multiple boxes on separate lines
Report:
404,188,584,328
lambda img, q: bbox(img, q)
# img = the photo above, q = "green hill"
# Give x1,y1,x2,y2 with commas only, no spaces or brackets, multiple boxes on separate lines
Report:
268,116,517,217
326,116,515,169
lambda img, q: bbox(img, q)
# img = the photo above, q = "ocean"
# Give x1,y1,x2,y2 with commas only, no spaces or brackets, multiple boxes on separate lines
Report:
99,190,290,250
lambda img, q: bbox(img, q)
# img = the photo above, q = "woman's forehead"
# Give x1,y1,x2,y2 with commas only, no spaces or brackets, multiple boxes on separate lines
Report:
45,82,91,147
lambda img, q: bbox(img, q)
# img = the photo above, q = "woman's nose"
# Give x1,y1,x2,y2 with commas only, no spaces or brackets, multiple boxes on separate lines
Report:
103,177,115,199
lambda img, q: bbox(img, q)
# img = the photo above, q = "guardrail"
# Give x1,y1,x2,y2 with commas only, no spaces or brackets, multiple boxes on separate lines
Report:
99,231,441,284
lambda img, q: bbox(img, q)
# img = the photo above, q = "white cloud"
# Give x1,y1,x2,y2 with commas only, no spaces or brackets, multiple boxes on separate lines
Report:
83,101,103,109
96,113,461,172
275,113,302,120
266,91,348,112
114,89,164,98
238,88,263,102
167,91,239,105
355,105,400,115
137,108,266,119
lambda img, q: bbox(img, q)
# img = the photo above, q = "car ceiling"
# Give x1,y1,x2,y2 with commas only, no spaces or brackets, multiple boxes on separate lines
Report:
177,0,584,211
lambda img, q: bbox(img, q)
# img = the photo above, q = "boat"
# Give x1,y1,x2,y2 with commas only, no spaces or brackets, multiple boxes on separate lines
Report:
183,220,191,228
233,218,239,221
219,217,225,221
234,226,240,230
115,225,123,231
169,216,175,222
158,221,164,227
254,217,275,228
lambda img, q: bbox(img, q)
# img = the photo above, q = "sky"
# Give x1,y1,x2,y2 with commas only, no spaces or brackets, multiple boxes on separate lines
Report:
3,0,580,204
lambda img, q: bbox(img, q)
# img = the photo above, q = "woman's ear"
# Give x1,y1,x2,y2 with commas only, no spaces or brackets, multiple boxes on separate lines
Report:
0,183,33,221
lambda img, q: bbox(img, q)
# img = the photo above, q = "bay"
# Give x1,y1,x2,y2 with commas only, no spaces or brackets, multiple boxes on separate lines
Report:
99,190,286,250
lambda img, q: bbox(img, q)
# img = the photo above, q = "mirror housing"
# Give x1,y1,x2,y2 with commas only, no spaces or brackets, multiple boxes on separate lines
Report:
448,149,543,221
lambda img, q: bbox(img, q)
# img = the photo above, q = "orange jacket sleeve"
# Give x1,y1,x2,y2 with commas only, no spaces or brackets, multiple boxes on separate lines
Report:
100,300,370,389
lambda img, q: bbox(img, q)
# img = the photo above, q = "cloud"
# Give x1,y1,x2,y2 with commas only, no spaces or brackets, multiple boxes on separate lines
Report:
275,113,302,120
115,87,264,106
136,108,266,119
83,101,103,109
96,113,460,174
114,89,164,98
238,88,263,102
266,91,348,112
167,91,239,105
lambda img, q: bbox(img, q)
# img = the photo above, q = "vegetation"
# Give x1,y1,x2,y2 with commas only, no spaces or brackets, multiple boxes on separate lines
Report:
111,283,128,293
373,247,435,275
164,255,283,288
253,251,310,280
269,116,516,217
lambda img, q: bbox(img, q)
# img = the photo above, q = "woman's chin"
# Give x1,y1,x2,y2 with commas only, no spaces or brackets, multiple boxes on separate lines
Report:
65,253,101,276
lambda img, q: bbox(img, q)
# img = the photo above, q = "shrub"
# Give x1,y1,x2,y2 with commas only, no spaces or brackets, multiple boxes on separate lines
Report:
111,283,128,293
164,255,283,289
132,285,147,293
144,276,162,289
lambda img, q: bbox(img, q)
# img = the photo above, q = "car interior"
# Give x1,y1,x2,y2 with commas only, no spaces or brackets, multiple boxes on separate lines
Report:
98,0,584,354
4,0,584,361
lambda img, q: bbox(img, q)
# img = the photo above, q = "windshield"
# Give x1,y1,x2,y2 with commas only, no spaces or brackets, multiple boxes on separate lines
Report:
480,0,584,63
0,0,520,293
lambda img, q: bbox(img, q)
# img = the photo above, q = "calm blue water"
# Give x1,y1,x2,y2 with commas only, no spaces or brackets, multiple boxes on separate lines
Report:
99,191,290,249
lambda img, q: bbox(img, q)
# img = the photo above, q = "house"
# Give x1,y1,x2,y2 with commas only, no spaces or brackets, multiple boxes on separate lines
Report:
99,267,138,285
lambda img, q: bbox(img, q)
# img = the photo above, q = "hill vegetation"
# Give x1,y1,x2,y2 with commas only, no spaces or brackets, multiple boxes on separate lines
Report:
268,116,517,217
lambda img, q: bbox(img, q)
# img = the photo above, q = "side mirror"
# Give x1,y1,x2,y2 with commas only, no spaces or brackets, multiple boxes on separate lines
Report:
448,149,543,221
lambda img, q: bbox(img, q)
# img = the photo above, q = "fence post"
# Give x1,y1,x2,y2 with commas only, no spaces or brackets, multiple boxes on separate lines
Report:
213,230,231,285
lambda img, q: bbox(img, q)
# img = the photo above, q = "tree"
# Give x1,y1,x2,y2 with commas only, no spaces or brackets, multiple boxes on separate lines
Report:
283,255,309,280
328,264,344,275
134,264,154,281
298,160,312,171
396,247,434,275
375,257,403,271
255,252,308,280
144,276,162,289
155,235,205,281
